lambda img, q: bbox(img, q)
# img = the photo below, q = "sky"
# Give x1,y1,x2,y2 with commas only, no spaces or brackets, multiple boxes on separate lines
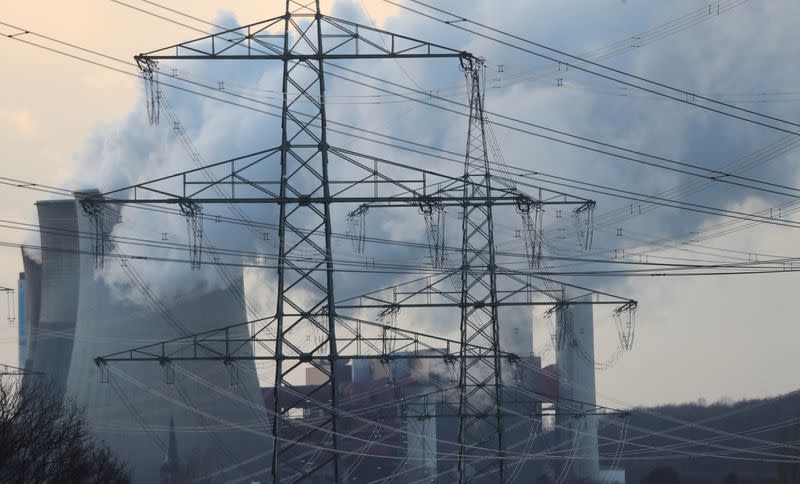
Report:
2,0,800,408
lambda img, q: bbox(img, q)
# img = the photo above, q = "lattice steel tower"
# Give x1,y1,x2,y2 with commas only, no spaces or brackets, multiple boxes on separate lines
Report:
457,56,505,482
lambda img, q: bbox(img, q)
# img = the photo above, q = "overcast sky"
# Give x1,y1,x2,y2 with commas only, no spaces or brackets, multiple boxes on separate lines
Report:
2,0,800,408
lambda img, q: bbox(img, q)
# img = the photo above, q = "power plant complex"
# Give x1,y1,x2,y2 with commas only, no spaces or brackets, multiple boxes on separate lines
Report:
8,0,800,483
7,1,641,482
14,193,624,483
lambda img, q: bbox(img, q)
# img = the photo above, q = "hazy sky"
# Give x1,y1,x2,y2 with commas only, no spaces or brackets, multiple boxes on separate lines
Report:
2,0,800,408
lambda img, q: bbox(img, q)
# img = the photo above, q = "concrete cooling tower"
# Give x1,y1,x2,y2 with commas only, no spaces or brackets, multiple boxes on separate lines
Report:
555,288,600,481
28,200,81,399
20,249,41,374
25,195,270,483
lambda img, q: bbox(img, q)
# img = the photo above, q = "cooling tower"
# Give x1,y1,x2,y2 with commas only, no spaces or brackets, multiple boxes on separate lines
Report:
17,272,26,368
63,199,271,483
20,249,41,380
28,200,81,397
555,288,600,481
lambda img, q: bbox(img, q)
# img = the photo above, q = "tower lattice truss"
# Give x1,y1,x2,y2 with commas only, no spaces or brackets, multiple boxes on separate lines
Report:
91,1,636,482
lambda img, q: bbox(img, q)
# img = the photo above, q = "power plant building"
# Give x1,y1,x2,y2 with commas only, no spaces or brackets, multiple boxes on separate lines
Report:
255,291,621,482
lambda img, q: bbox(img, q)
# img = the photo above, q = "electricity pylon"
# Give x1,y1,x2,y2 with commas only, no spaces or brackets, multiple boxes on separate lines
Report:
456,56,505,483
87,1,637,482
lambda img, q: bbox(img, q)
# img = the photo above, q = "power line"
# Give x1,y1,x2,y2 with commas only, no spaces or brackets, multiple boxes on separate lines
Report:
324,62,800,200
76,3,800,201
7,16,800,217
6,5,800,272
385,0,800,135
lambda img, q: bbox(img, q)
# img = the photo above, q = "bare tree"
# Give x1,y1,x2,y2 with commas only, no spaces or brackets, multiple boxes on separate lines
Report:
0,376,130,483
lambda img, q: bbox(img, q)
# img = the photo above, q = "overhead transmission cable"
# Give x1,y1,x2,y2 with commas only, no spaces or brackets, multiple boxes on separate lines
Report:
35,2,800,205
6,17,800,221
5,175,798,272
128,0,753,103
483,0,749,88
384,0,800,135
5,217,800,278
323,62,800,200
3,172,799,277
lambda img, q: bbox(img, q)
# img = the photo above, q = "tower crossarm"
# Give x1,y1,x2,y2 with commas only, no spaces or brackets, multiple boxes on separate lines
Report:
93,315,515,365
335,271,637,313
134,14,468,62
87,147,593,209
